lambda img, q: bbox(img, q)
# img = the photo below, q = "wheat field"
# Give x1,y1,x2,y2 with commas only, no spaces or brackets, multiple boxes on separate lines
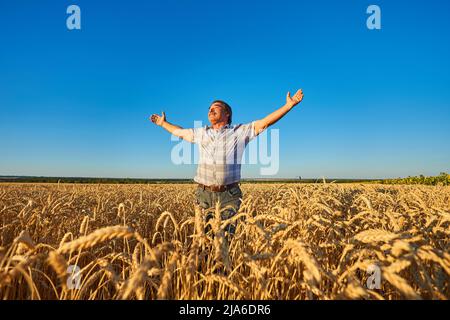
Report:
0,183,449,300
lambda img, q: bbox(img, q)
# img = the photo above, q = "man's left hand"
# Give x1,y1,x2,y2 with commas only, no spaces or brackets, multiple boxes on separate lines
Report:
286,89,304,108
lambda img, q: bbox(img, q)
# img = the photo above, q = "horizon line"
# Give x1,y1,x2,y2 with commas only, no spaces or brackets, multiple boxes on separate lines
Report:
0,174,433,181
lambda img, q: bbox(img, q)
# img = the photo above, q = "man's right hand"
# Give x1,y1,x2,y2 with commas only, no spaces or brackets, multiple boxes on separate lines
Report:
150,112,166,126
149,111,194,142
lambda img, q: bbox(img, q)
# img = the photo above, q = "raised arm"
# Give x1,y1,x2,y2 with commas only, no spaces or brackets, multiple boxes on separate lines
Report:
149,112,194,143
253,89,304,135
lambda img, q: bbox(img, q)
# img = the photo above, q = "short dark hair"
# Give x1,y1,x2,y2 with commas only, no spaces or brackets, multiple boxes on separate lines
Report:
211,100,232,124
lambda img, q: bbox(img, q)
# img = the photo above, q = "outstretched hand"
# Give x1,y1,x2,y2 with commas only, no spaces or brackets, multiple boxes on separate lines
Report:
286,89,304,108
149,112,166,126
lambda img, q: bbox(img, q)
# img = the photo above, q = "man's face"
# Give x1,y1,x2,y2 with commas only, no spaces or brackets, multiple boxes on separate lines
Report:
208,103,228,125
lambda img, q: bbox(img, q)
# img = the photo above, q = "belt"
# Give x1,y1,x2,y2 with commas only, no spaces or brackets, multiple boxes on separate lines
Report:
198,182,239,192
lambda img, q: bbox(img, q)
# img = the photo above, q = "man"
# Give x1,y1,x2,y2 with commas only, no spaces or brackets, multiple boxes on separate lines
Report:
150,89,304,238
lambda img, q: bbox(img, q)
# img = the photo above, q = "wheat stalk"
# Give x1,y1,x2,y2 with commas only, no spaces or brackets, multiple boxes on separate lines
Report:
57,226,134,254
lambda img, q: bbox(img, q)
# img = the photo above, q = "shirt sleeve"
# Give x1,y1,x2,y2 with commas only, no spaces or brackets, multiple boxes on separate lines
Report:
189,127,204,144
238,121,259,142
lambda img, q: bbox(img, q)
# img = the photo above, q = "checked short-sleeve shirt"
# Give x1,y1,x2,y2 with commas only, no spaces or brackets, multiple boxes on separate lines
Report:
189,122,258,186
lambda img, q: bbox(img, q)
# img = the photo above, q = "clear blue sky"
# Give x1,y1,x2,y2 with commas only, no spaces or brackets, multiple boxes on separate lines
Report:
1,0,449,179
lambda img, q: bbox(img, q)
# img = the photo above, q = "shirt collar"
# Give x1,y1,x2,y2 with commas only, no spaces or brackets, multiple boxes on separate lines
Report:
207,124,231,131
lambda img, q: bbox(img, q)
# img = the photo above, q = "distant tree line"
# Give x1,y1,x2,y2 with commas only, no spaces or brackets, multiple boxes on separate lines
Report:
1,174,448,185
0,176,378,184
0,177,194,184
371,172,450,186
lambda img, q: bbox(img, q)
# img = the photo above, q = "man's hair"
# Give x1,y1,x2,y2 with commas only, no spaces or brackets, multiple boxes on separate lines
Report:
211,100,232,124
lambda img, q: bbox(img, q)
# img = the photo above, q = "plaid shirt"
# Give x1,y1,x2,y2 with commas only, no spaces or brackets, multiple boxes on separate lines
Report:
190,122,257,186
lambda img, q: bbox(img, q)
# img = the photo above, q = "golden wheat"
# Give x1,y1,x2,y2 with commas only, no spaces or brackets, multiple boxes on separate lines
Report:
0,182,448,300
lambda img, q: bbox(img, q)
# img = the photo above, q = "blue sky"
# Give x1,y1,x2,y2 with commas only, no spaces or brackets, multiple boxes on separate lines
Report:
0,0,449,179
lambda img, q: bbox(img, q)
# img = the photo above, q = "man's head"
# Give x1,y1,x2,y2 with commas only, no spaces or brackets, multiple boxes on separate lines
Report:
208,100,232,126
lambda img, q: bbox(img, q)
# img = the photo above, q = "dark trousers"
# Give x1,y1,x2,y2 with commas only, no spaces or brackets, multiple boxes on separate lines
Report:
194,184,243,237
